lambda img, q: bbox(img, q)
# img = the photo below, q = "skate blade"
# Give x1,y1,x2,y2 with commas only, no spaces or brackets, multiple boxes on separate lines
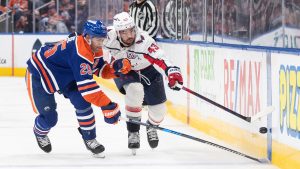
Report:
92,152,105,158
131,149,137,156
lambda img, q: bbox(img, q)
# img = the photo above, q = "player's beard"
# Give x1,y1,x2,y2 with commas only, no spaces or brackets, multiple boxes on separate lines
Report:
123,38,134,46
120,36,135,47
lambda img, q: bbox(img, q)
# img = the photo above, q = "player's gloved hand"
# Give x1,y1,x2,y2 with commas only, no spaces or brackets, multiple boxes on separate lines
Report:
166,66,183,91
112,58,131,74
101,102,121,124
99,64,118,79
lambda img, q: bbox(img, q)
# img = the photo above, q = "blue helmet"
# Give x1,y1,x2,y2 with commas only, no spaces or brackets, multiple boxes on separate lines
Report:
83,20,107,38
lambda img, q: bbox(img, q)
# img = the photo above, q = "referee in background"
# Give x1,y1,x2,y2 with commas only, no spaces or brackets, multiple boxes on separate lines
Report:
129,0,159,39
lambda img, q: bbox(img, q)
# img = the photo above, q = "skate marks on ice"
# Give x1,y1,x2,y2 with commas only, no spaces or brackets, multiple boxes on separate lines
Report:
0,118,279,169
0,143,276,169
0,77,278,169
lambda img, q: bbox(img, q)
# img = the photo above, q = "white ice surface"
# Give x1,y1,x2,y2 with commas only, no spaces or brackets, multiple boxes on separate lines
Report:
0,77,278,169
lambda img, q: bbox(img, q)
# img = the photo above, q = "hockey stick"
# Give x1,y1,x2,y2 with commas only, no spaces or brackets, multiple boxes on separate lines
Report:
182,86,274,123
119,117,269,163
250,106,275,122
182,86,250,122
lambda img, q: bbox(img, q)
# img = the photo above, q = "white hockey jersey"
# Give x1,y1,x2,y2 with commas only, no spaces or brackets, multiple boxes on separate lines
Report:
103,28,172,72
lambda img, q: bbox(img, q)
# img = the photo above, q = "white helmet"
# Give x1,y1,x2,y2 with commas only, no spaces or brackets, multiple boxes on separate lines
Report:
113,12,135,31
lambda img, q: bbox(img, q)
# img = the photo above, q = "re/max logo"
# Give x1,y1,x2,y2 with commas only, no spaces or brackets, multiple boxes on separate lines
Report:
224,59,262,117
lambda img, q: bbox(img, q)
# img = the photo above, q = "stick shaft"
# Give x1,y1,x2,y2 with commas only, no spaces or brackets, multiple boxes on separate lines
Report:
121,117,266,163
182,86,251,122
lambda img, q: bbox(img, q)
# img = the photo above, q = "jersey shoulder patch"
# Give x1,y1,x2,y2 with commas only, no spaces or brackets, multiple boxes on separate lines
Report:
133,31,155,53
136,35,145,44
75,36,94,64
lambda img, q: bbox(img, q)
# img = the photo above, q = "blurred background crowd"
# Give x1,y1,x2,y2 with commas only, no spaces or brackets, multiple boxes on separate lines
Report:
0,0,299,48
0,0,85,33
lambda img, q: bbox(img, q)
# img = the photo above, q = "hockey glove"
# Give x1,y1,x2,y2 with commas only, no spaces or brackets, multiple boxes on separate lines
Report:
166,66,183,91
99,64,118,79
101,102,121,124
112,58,131,74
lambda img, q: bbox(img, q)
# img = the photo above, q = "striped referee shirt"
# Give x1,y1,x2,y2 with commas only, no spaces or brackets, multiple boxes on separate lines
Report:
129,0,159,38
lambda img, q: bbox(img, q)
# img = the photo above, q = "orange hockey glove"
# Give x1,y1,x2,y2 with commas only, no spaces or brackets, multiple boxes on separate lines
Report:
112,58,131,74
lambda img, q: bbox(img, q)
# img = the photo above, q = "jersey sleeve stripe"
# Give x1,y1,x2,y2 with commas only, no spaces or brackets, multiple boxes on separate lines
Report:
78,83,98,91
77,79,95,85
77,78,111,107
80,86,101,96
80,86,100,96
143,54,167,70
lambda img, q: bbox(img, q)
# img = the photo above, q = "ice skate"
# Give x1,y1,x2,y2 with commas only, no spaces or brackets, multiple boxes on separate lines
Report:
83,139,105,158
128,131,140,155
146,122,159,149
35,135,52,153
78,127,105,158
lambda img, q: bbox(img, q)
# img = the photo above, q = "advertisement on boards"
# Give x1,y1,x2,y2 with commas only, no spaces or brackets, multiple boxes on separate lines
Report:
0,35,12,68
189,46,221,117
189,46,268,120
222,49,267,118
272,53,300,149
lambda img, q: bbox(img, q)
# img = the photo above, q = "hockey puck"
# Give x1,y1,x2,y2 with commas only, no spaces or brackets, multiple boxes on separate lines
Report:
259,127,268,134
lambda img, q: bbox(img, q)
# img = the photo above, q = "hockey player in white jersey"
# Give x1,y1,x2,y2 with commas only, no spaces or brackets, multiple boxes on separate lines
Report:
102,12,183,154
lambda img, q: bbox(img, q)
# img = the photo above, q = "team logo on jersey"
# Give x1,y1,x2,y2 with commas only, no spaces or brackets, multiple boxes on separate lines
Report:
127,52,138,59
138,12,145,20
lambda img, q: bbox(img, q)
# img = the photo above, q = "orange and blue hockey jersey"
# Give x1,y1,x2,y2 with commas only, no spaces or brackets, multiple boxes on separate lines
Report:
27,35,111,107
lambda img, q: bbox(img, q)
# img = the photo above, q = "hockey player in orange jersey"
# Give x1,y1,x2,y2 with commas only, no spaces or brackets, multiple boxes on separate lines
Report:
25,20,129,157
